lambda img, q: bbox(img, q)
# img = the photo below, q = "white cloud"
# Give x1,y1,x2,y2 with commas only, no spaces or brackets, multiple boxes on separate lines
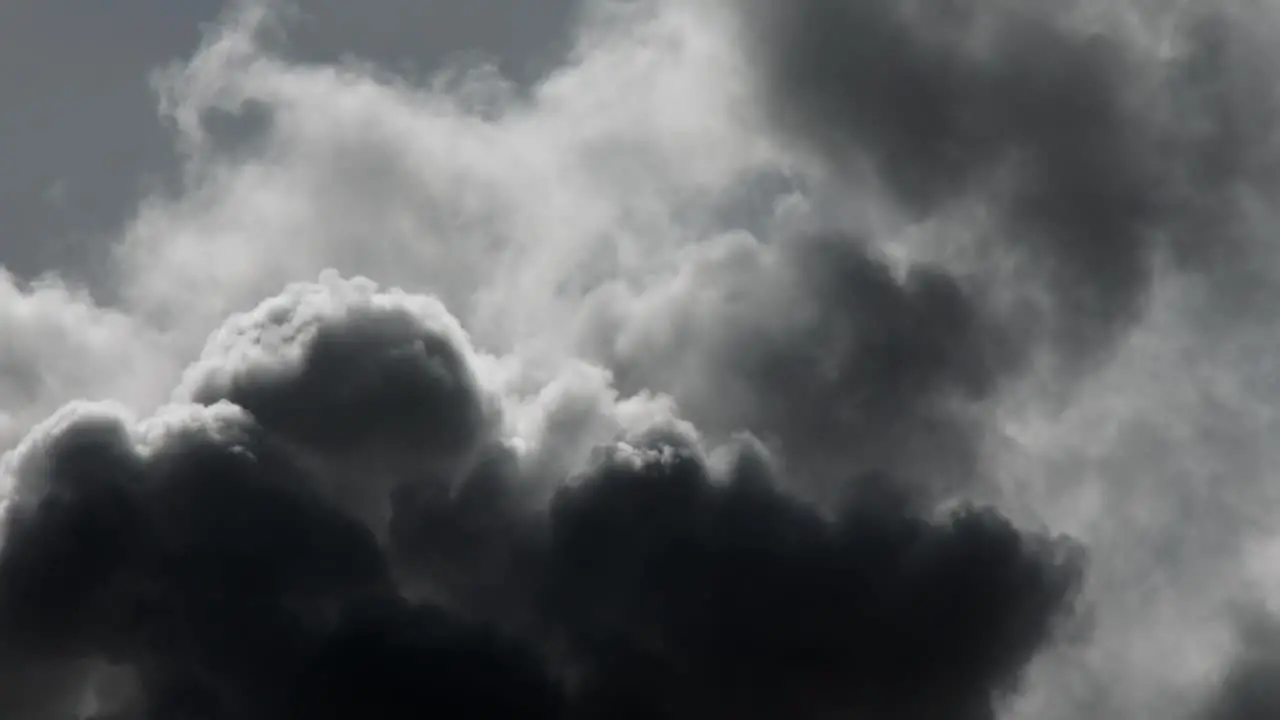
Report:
118,0,781,358
0,272,174,451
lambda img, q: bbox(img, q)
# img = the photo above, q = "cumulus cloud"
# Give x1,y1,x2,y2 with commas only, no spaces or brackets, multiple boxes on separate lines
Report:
0,276,1080,719
4,0,1280,717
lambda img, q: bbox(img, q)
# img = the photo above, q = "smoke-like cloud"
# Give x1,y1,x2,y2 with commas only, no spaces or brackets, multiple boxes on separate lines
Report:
0,277,1080,719
3,0,1280,717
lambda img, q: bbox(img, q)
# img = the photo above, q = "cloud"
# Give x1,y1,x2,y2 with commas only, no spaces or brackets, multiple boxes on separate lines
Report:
743,0,1280,366
5,0,1280,717
576,229,1018,503
116,0,777,351
541,439,1082,718
0,394,564,718
0,272,174,451
0,275,1079,719
733,4,1280,713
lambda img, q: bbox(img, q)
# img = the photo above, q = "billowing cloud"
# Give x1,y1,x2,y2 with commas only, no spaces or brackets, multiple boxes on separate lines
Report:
0,276,1080,719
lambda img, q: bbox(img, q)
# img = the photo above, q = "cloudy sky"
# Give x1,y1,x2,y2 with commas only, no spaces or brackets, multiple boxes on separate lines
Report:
3,0,1280,718
0,0,575,285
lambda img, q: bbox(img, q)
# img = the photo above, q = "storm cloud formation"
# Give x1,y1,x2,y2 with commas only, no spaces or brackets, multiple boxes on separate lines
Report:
3,0,1280,718
0,278,1081,719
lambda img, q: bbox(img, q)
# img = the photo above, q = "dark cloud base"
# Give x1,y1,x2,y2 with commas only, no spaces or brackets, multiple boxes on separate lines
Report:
0,284,1083,719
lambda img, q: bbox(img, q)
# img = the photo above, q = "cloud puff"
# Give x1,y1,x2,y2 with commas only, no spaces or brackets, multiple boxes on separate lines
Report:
0,272,174,452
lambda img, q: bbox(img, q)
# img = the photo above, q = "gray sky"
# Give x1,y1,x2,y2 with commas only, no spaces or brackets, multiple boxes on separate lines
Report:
0,0,576,285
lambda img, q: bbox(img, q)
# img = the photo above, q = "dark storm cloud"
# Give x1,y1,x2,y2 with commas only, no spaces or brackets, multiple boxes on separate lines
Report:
539,438,1083,719
0,277,1082,719
289,599,565,720
171,276,501,526
0,412,1082,720
743,0,1280,361
0,407,565,720
0,409,398,716
387,442,546,621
